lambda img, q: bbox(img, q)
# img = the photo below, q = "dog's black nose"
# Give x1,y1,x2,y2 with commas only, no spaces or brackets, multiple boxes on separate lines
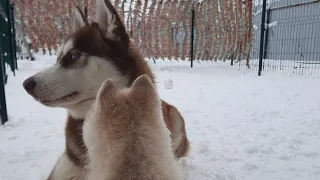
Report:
23,77,36,92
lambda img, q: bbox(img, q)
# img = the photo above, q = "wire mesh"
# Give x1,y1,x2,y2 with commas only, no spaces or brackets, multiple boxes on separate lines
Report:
253,0,320,75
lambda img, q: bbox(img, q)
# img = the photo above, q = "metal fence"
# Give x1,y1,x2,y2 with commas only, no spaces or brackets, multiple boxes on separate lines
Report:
0,0,17,124
10,0,320,75
253,0,320,75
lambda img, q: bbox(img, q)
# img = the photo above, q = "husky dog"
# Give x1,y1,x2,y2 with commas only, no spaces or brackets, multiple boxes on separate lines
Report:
22,0,189,179
83,75,183,180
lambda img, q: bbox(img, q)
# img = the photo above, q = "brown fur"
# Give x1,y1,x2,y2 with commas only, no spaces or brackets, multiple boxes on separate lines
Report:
83,75,183,180
162,101,190,158
65,118,86,168
65,22,155,87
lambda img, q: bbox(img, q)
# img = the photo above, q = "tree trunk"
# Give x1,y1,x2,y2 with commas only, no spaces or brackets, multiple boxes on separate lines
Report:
16,1,33,59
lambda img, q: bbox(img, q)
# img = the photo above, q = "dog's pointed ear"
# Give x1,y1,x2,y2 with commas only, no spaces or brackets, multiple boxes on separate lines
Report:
73,6,89,32
96,78,118,108
130,75,158,100
95,0,128,43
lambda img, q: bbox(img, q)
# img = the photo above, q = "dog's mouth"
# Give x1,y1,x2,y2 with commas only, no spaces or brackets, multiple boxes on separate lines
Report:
38,92,80,104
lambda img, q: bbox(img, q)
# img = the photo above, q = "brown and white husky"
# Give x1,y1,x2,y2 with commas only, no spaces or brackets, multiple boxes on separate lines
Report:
22,0,189,179
83,75,183,180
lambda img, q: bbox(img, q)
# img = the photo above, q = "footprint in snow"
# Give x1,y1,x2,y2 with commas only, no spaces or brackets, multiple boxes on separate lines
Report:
304,152,318,158
8,136,17,140
244,146,260,155
277,154,291,161
242,162,258,171
197,143,211,154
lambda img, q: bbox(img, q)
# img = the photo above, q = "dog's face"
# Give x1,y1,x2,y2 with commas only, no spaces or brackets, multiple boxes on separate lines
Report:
22,0,131,109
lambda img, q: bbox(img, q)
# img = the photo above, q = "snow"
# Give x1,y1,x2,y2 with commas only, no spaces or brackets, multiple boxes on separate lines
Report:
267,21,278,28
1,55,320,180
164,79,174,89
25,37,31,44
253,21,278,31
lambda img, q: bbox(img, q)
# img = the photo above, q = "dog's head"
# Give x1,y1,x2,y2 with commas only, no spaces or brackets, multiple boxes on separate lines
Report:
83,75,162,157
87,74,161,132
22,0,149,114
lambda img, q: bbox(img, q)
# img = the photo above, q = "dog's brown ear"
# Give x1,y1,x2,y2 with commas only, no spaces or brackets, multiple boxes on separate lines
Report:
73,5,89,32
96,78,118,108
130,75,158,101
95,0,129,44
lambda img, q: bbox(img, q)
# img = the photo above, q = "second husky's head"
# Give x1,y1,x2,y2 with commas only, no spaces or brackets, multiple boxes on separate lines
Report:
22,0,153,118
83,75,162,147
85,74,161,140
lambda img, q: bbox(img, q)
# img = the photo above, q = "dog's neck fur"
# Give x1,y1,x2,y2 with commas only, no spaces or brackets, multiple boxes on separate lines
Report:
67,100,95,120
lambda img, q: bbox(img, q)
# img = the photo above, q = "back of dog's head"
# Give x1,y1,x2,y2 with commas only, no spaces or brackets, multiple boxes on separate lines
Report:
126,74,160,113
94,74,161,128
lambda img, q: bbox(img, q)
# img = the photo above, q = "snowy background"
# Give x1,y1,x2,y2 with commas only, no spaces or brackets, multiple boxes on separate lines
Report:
1,55,320,180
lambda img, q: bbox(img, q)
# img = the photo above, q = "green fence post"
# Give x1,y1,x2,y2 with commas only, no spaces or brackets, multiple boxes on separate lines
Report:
3,0,16,75
10,3,18,70
0,45,8,125
0,0,15,124
190,6,195,68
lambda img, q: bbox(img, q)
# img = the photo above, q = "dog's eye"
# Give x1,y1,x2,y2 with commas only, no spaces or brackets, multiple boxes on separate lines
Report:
59,51,81,68
71,52,79,60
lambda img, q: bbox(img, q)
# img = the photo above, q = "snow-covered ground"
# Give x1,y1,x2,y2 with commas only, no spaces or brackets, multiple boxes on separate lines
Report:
1,56,320,180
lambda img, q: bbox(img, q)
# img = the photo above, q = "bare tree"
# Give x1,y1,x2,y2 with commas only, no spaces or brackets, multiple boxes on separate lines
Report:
140,0,148,56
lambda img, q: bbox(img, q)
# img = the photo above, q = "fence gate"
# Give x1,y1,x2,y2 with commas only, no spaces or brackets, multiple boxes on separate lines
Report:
0,0,17,124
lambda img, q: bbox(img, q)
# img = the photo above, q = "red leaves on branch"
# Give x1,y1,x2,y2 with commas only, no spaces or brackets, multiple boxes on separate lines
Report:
16,0,253,62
